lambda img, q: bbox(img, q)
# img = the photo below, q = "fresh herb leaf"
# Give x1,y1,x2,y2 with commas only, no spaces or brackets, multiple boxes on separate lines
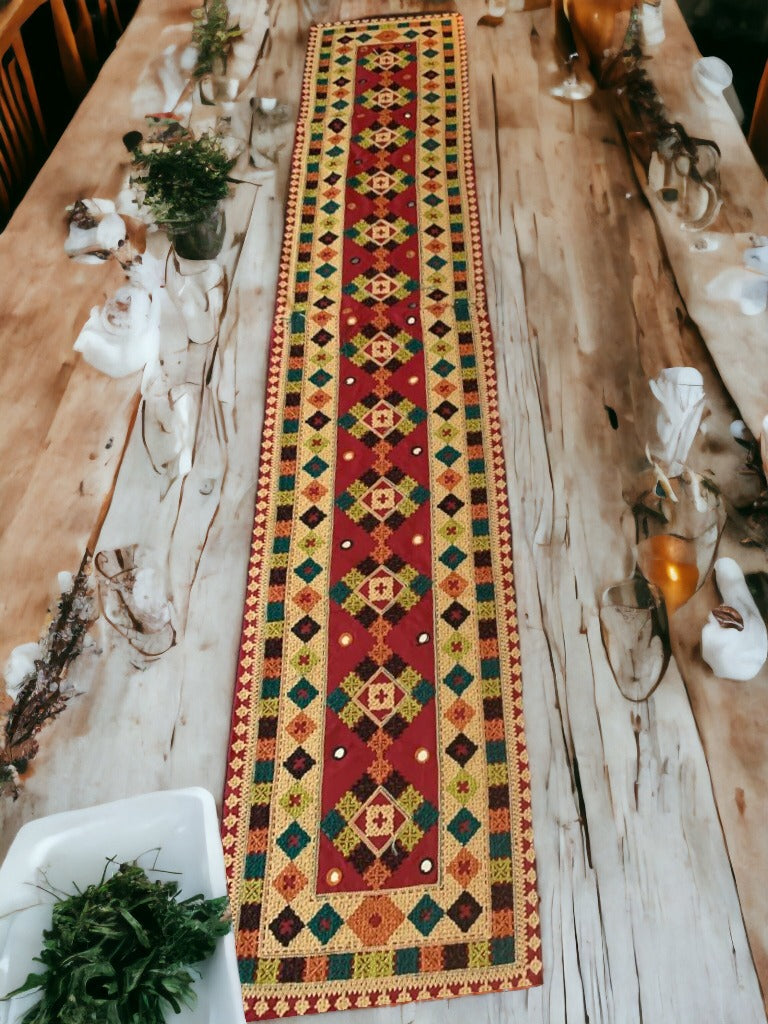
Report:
1,862,231,1023
191,0,242,79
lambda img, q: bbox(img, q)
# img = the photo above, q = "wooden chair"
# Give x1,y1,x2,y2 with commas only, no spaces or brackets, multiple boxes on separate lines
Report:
0,0,89,224
748,58,768,175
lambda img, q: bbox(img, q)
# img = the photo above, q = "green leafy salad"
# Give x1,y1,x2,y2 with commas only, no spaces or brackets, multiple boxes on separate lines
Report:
2,861,231,1023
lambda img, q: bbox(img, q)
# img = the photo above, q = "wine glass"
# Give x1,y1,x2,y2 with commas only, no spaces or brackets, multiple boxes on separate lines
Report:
622,469,726,616
629,369,706,477
600,577,670,701
550,0,595,101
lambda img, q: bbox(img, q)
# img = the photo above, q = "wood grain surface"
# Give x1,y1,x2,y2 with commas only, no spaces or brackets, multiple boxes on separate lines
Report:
1,0,767,1021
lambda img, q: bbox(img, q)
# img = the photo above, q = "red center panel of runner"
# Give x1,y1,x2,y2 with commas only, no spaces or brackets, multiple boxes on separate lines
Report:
318,42,439,894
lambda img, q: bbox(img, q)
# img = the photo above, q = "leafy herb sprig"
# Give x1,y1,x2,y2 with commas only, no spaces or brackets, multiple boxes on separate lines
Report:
2,861,231,1023
131,120,236,226
191,0,242,79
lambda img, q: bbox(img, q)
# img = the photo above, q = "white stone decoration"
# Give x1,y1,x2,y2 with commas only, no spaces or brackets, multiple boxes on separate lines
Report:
647,366,706,475
701,558,768,681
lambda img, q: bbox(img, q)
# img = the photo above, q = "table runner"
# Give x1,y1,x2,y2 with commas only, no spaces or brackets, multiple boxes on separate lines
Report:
222,13,541,1018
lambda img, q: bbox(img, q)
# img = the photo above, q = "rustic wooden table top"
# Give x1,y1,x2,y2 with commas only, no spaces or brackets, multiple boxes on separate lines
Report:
1,0,767,1021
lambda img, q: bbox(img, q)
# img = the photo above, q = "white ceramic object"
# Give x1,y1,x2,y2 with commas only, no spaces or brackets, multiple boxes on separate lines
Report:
0,788,244,1024
692,56,733,100
647,366,706,475
64,199,127,264
701,558,768,681
74,285,160,379
259,97,277,112
640,2,664,47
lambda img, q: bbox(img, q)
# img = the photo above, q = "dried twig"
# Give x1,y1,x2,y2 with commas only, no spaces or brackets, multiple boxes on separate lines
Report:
0,555,97,799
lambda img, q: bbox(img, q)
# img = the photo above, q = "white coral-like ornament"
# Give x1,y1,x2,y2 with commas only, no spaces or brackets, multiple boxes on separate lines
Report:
73,286,160,379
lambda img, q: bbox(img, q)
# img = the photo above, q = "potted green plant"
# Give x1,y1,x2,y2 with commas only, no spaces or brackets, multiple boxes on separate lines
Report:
130,117,236,260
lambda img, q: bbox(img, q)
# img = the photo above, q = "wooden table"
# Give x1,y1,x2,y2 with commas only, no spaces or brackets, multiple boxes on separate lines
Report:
1,0,768,1020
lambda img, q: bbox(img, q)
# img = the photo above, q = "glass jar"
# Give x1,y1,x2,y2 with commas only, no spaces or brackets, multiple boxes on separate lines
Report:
167,205,226,261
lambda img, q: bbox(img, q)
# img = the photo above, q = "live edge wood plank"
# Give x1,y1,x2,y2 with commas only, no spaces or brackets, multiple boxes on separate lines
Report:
1,1,767,1022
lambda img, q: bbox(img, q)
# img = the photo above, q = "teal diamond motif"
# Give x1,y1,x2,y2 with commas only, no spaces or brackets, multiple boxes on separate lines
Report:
433,358,454,377
277,822,310,860
322,200,340,213
327,687,350,713
310,368,332,387
447,808,481,846
427,255,447,270
436,445,460,466
304,456,329,478
316,263,336,279
288,678,319,708
295,558,322,583
308,903,344,945
439,545,467,570
320,807,346,840
423,138,439,152
444,664,473,695
329,579,352,604
408,894,444,936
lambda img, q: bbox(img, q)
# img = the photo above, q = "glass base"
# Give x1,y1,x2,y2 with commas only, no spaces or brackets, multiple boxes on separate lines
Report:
168,207,226,261
550,75,594,101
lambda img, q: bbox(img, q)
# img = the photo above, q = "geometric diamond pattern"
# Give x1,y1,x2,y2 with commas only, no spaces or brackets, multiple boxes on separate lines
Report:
339,391,426,445
224,15,541,1013
330,556,431,627
343,268,419,307
336,469,429,531
341,325,421,374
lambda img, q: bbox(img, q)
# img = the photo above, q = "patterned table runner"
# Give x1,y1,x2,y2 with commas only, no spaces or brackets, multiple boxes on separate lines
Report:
223,13,541,1018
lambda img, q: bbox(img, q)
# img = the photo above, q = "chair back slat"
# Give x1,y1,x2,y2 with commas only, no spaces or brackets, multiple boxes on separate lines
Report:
748,59,768,175
0,0,139,227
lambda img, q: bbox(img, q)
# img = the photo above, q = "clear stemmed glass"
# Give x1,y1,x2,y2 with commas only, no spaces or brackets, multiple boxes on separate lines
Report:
622,468,726,616
629,369,706,477
600,577,670,701
550,0,595,102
